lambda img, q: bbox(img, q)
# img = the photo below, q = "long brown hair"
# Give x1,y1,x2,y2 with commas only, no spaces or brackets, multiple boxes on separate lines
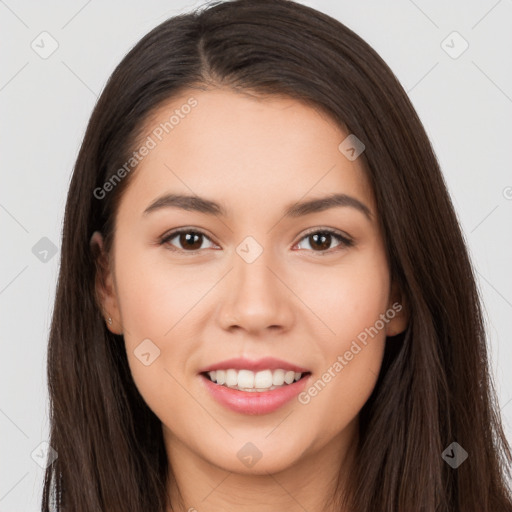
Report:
42,0,512,510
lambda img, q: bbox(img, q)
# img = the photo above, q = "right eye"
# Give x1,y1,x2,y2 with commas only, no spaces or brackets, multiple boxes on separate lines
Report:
159,228,217,253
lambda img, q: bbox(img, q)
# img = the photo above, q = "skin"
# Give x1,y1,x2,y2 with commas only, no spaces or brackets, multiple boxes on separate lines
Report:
91,87,408,512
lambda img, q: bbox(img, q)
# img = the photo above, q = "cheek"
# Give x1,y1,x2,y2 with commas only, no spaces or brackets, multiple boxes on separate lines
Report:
298,313,387,446
114,244,197,339
302,248,390,343
112,247,197,409
295,250,390,431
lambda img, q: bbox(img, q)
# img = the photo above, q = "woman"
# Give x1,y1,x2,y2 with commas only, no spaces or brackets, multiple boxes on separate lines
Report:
42,0,512,510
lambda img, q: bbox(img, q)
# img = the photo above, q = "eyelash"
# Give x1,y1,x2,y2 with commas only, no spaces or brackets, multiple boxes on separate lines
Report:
159,227,354,255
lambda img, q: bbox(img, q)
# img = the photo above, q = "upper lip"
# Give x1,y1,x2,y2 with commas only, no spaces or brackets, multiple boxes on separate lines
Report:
198,357,310,374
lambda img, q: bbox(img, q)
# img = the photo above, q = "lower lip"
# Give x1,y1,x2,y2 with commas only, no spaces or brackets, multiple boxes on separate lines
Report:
200,373,311,415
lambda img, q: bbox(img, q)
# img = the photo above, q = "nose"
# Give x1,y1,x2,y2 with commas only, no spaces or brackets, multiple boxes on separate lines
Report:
216,245,295,335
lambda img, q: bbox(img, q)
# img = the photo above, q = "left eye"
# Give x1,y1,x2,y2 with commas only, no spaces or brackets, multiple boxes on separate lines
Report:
295,229,353,253
160,228,353,254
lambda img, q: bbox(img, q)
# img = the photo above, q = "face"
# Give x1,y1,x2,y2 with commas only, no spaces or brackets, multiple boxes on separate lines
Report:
92,88,407,479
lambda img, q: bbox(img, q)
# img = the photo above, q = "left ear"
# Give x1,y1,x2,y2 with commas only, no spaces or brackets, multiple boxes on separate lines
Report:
385,279,409,337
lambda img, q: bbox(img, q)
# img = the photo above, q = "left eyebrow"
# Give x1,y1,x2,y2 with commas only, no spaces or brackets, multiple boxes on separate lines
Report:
142,192,372,221
284,193,372,221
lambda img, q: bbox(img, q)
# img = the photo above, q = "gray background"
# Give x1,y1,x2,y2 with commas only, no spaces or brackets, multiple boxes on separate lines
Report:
1,0,511,509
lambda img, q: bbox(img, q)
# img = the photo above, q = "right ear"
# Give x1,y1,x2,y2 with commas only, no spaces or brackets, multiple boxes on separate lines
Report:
90,231,123,334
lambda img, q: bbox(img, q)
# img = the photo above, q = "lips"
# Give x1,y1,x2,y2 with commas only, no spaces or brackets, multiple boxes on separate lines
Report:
197,356,310,374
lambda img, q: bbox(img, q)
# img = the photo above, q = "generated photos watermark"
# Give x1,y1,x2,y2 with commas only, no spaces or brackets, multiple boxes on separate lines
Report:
298,301,403,405
93,96,198,200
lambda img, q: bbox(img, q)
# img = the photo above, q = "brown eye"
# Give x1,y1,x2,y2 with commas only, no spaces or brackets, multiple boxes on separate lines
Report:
160,229,215,253
177,232,203,250
295,229,353,253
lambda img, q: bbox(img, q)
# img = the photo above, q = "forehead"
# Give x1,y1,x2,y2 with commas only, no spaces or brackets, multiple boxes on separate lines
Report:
118,87,375,220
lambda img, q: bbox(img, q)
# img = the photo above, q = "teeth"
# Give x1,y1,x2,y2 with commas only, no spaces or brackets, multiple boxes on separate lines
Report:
284,371,295,384
206,368,305,391
226,369,238,387
272,369,285,386
254,369,272,388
